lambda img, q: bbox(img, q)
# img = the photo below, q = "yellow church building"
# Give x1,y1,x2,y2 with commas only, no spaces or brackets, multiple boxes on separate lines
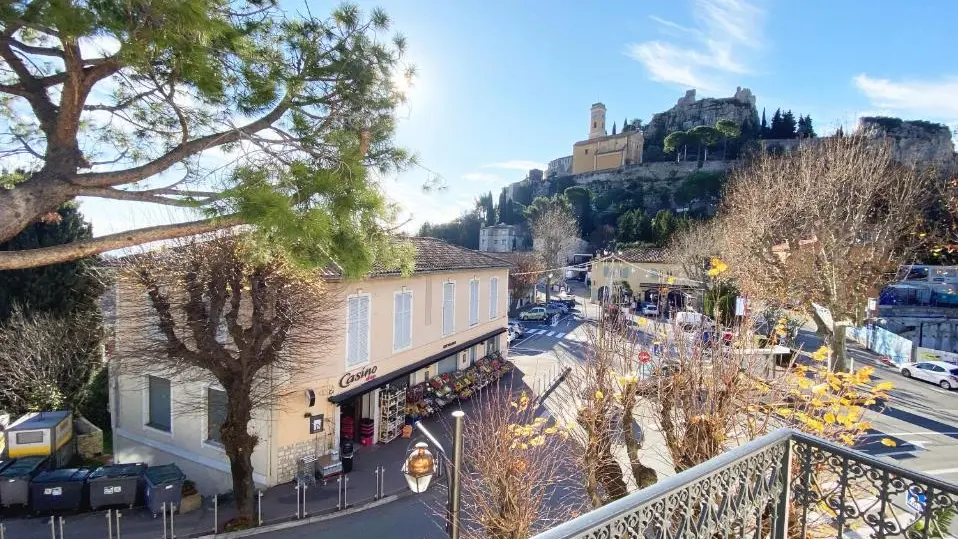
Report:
571,102,644,175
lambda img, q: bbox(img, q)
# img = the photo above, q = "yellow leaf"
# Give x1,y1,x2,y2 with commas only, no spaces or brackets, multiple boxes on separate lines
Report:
544,426,558,435
529,435,545,447
880,438,897,447
775,408,794,417
667,276,676,285
873,381,894,392
595,390,604,400
824,412,836,425
812,383,829,396
839,434,856,446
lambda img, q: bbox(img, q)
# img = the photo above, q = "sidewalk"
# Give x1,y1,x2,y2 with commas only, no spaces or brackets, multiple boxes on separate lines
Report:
2,374,521,539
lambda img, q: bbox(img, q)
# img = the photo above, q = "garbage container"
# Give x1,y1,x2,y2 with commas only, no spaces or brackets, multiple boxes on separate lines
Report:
0,456,48,507
88,463,147,510
143,463,184,517
30,468,91,513
341,440,354,474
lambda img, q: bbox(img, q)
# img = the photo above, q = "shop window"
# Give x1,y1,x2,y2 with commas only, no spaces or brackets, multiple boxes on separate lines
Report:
489,277,499,319
442,282,455,335
206,387,227,444
469,279,479,326
393,290,413,351
437,354,457,374
469,346,477,365
347,294,371,367
147,375,171,432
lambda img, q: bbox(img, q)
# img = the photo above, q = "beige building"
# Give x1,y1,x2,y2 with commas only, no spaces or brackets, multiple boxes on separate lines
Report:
589,248,691,309
110,237,510,493
571,103,644,175
479,223,520,252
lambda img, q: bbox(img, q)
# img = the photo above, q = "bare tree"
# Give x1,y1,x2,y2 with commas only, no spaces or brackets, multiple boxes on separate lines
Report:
121,232,339,523
0,306,103,414
509,253,544,309
531,202,579,305
457,385,581,539
720,136,937,371
555,310,658,508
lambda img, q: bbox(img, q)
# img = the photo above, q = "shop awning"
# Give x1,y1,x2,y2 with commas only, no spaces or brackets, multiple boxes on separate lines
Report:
328,327,508,404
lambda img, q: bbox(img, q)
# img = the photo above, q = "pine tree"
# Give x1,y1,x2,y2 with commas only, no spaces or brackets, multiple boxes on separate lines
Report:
802,115,817,138
770,109,784,138
782,110,797,138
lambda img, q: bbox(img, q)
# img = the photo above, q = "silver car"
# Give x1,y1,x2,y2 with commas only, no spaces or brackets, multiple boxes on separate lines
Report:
900,361,958,389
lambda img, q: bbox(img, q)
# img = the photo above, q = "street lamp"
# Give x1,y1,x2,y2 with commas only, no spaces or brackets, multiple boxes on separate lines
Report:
405,411,466,539
402,442,435,494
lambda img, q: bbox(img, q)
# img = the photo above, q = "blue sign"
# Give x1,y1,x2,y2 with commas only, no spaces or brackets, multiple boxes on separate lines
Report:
906,487,926,513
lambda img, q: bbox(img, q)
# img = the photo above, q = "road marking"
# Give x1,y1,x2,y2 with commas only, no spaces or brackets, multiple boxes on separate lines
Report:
555,332,566,339
546,331,556,337
862,431,958,437
921,467,958,476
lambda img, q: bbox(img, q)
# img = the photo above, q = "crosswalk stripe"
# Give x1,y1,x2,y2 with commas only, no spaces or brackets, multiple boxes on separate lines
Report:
555,332,566,338
547,331,556,337
531,329,544,335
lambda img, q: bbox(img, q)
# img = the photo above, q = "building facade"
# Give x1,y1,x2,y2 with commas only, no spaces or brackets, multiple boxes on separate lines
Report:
589,248,690,310
571,103,644,175
110,238,510,493
479,224,520,253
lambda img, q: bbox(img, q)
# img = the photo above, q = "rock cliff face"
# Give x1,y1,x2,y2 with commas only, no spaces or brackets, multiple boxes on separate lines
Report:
645,87,759,140
856,117,956,175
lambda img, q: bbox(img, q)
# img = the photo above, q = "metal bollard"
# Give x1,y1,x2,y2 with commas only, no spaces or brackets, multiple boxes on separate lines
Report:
373,467,381,500
1,521,5,539
301,483,308,518
213,494,218,535
257,490,263,526
169,502,176,539
343,475,348,509
107,510,113,539
59,517,64,539
293,483,301,519
335,476,342,510
49,516,56,539
116,511,122,539
162,502,168,539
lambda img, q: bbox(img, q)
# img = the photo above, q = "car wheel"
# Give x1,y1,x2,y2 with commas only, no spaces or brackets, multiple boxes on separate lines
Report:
941,380,952,390
901,369,911,378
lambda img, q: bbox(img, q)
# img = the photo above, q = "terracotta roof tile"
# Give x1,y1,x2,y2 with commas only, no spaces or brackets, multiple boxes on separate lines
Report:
323,237,511,279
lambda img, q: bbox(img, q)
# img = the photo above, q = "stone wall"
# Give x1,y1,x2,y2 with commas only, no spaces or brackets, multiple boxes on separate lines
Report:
277,440,319,484
570,159,729,186
75,416,103,458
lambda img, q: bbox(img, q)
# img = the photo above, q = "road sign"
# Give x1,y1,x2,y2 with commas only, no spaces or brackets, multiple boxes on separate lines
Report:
906,487,926,513
638,351,651,364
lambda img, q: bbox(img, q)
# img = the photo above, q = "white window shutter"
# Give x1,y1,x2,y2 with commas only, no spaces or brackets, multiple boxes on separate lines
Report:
393,293,403,350
359,296,370,362
489,277,498,319
443,283,455,335
346,297,357,366
469,280,479,325
404,293,412,347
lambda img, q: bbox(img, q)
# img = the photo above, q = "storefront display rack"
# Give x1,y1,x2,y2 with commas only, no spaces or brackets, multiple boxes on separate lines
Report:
378,386,405,443
404,354,513,423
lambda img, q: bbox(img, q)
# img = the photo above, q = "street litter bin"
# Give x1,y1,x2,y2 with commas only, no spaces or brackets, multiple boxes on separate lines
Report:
0,456,48,507
341,440,354,474
143,463,184,517
88,463,146,510
30,468,91,513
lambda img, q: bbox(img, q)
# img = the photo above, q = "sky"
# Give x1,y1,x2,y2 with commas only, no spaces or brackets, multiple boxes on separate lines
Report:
79,0,958,237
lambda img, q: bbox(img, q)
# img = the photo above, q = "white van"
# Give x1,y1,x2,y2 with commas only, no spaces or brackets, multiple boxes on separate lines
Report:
674,311,715,328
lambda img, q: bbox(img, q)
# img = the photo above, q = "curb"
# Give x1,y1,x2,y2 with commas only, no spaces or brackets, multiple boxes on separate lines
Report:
193,491,414,539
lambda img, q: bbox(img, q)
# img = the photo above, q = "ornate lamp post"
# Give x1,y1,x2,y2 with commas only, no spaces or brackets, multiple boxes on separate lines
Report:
402,442,435,494
404,411,466,539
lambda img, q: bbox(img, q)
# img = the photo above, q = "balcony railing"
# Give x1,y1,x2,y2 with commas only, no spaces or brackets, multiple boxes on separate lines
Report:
531,429,958,539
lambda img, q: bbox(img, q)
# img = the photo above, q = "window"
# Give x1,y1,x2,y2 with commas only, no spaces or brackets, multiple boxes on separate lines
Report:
469,346,477,365
469,279,479,326
489,277,499,319
485,336,500,356
393,290,413,351
206,387,227,444
346,295,371,367
147,375,172,432
437,354,457,374
585,149,589,155
16,431,43,444
442,282,455,335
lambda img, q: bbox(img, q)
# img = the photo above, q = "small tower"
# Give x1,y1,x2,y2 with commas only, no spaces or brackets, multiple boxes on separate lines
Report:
589,103,607,139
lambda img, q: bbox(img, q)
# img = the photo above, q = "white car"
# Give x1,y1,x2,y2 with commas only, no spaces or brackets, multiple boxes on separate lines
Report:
640,303,659,316
900,361,958,390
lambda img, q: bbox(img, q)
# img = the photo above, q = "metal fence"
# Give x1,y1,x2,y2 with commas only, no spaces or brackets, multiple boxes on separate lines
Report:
530,429,958,539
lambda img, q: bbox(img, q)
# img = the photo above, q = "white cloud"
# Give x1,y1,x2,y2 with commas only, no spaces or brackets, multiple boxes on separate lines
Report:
853,74,958,118
462,172,504,183
626,0,765,91
482,160,547,171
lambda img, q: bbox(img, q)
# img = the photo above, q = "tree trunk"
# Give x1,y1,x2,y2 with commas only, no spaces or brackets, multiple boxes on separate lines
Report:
221,388,258,521
621,407,657,489
830,324,850,372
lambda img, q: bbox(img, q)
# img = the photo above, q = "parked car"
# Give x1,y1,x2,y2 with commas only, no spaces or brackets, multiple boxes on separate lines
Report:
508,320,525,337
900,361,958,389
519,307,549,321
640,303,659,316
507,328,517,343
547,301,569,314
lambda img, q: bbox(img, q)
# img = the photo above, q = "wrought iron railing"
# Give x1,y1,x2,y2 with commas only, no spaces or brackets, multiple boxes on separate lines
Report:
531,429,958,539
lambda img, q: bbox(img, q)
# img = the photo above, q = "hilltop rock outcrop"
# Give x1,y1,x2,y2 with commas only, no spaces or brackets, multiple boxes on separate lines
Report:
645,87,759,140
856,117,956,175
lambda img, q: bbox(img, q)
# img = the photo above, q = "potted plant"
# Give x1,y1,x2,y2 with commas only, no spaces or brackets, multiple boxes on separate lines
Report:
179,480,202,514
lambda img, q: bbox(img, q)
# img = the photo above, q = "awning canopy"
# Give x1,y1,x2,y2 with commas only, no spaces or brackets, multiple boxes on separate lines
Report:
328,327,507,404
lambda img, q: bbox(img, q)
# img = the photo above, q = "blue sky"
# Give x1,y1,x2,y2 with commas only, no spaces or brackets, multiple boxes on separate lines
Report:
82,0,958,236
